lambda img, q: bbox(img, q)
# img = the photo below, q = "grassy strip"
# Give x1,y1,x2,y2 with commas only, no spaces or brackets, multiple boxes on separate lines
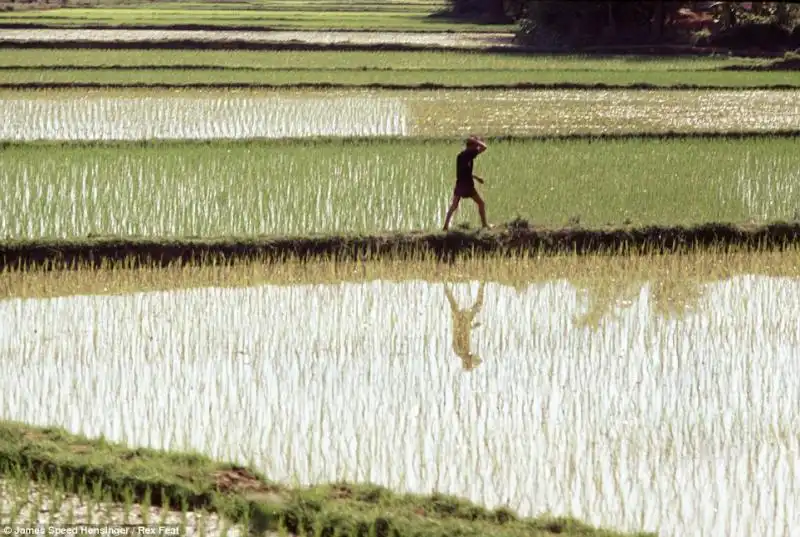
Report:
3,221,800,270
0,420,652,537
0,49,771,70
0,48,796,87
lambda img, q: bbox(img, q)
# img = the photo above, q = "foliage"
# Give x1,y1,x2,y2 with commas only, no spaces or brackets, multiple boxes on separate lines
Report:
514,1,800,50
514,1,685,49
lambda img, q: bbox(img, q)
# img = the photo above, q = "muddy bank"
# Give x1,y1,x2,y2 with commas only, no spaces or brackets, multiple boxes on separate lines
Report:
1,130,798,149
3,221,800,270
3,81,799,90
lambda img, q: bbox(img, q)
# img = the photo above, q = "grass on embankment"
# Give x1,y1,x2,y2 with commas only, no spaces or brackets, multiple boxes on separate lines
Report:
0,49,797,88
3,220,800,270
0,420,653,537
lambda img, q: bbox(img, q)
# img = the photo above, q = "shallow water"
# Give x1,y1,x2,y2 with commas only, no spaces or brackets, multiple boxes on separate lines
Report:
0,93,409,140
0,29,513,48
1,276,799,537
1,89,798,140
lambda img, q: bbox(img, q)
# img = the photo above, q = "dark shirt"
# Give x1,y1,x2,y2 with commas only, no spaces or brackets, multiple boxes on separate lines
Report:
456,147,479,184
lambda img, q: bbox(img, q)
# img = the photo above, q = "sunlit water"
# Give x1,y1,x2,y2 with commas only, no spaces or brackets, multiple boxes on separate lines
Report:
0,29,512,48
1,89,798,140
0,94,409,140
1,277,799,537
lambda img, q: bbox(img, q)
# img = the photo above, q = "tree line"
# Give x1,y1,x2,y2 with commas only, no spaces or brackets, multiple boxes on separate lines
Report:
447,1,800,50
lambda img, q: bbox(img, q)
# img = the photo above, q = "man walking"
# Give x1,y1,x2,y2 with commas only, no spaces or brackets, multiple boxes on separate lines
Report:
443,136,490,231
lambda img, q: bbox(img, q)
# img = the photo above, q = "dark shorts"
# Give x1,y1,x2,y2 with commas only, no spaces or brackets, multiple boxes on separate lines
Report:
454,181,477,198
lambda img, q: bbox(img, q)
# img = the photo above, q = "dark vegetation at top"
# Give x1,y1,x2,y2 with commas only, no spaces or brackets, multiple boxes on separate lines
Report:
445,1,800,53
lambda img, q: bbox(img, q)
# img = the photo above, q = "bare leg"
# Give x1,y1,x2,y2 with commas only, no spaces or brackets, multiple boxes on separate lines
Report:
443,195,461,231
472,193,489,228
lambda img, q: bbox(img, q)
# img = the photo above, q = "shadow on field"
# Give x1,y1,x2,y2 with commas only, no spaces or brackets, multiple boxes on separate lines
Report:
4,220,800,272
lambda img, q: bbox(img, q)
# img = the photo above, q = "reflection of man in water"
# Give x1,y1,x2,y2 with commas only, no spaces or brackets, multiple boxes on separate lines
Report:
444,282,486,371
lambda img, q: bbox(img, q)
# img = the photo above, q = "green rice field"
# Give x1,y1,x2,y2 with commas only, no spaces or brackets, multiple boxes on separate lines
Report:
0,49,774,70
2,49,797,87
2,137,799,239
1,252,799,537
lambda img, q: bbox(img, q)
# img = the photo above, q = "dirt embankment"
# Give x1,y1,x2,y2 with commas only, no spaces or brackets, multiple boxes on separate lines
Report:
3,221,800,271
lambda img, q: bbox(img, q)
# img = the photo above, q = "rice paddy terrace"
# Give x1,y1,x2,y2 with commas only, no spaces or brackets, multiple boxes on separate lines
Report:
1,2,799,537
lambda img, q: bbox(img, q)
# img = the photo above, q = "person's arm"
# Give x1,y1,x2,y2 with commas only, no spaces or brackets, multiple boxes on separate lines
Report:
473,140,487,183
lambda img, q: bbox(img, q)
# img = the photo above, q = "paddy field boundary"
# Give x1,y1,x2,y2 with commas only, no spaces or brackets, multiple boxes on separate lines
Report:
3,221,800,271
0,420,655,537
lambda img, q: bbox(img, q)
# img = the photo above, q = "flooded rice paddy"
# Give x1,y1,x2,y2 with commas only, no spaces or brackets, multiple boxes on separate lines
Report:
1,88,799,140
0,91,410,140
0,29,515,48
1,266,798,537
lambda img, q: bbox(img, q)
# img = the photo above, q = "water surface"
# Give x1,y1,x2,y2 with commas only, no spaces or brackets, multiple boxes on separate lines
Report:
1,276,798,537
1,89,798,140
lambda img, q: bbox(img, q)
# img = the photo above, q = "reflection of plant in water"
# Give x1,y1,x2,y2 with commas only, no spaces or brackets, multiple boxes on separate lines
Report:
443,281,485,372
649,276,706,319
571,262,709,328
572,274,643,328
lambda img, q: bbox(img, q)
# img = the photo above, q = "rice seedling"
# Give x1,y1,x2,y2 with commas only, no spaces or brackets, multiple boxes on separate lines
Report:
1,137,798,239
0,89,410,140
0,476,243,535
0,249,798,537
1,88,798,141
